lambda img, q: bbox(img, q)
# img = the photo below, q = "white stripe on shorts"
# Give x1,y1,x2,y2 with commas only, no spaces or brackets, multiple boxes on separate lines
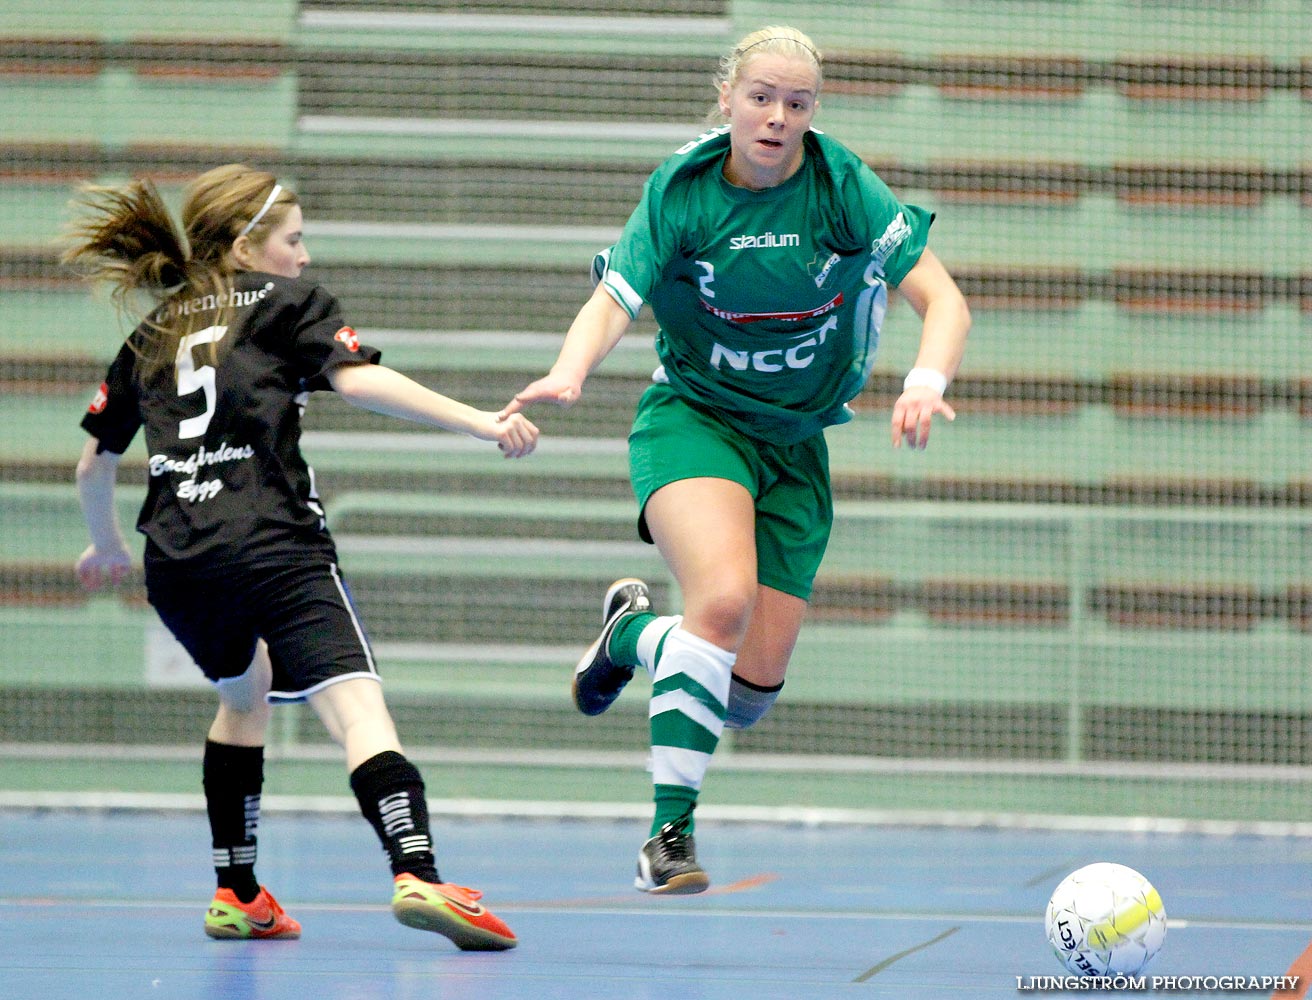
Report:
329,563,377,672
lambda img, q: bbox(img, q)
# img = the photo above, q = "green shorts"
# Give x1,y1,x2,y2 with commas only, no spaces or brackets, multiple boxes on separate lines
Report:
628,383,833,601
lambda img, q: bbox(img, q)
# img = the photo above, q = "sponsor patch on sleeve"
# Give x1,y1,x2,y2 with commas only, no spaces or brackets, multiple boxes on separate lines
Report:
870,212,912,270
334,326,360,352
88,382,109,414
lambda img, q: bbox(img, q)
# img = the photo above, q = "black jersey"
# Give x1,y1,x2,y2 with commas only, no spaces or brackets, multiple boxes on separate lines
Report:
81,271,380,569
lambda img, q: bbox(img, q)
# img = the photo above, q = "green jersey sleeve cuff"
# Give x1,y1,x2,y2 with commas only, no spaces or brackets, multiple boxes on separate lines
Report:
602,272,644,320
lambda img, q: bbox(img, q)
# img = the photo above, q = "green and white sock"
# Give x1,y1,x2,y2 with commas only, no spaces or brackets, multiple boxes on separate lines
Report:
609,612,681,678
647,625,734,836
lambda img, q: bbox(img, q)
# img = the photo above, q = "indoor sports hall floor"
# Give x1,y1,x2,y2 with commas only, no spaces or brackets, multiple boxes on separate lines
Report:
1,808,1309,999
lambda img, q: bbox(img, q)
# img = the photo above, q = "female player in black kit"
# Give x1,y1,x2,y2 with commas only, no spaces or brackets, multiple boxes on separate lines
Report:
66,164,534,949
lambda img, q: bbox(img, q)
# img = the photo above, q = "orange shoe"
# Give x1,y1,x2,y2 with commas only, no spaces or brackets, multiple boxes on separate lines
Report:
204,886,302,940
391,874,517,951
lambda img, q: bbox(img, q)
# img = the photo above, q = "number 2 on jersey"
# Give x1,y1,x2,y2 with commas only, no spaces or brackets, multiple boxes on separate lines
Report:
175,325,227,439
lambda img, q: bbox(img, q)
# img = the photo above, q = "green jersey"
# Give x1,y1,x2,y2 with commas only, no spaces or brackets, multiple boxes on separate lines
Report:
599,126,932,444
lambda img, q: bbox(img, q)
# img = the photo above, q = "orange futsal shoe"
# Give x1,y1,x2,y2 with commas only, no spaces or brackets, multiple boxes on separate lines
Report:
204,886,302,940
391,874,518,951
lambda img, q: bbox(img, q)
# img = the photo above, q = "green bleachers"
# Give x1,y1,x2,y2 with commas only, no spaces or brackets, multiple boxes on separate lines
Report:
295,5,732,58
0,1,296,40
7,481,1308,675
10,290,1311,387
738,0,1312,60
833,89,1309,167
17,476,1305,602
1,1,1309,815
9,173,1308,275
9,594,1307,717
1,292,122,358
10,379,1311,488
0,70,297,147
0,483,139,561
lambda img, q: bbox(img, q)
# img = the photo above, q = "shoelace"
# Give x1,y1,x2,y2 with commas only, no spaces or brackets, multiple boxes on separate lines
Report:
656,814,695,862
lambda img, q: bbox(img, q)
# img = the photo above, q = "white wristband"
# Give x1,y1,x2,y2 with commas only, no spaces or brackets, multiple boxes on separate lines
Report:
903,367,948,396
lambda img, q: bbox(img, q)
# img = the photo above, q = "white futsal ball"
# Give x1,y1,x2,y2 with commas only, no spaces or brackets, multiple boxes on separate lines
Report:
1044,862,1166,976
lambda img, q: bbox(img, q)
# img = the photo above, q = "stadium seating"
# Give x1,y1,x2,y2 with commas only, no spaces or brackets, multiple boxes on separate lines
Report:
1,0,1309,792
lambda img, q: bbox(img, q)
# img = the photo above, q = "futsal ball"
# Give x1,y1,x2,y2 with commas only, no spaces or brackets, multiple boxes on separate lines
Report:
1044,862,1166,976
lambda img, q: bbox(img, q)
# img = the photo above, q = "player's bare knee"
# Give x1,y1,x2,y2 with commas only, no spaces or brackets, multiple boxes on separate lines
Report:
215,641,273,713
216,671,269,715
723,674,783,730
694,588,756,647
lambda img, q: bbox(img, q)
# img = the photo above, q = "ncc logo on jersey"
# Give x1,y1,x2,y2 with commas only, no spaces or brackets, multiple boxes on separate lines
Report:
334,327,360,352
87,382,109,414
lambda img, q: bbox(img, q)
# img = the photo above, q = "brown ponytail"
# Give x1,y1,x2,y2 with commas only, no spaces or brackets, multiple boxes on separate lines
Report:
62,164,294,382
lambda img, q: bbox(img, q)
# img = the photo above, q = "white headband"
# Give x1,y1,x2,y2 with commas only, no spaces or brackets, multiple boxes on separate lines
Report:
238,184,283,238
735,36,820,62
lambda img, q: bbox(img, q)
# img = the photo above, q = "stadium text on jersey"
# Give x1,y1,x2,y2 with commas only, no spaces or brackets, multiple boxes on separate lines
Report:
728,231,801,249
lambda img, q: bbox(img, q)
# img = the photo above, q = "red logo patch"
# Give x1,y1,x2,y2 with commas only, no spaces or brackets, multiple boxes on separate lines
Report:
88,382,109,414
334,326,360,352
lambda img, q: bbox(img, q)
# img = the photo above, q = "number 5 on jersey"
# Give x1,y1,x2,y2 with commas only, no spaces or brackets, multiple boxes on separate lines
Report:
176,325,227,439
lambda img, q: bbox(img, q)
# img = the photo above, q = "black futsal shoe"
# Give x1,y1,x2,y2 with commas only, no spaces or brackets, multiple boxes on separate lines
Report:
634,811,710,895
572,577,650,716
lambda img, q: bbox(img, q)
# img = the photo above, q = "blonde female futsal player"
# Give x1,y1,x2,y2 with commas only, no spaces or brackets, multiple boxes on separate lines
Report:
503,26,971,893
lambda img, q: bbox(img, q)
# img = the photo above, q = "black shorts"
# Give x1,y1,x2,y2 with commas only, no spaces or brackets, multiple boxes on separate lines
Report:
145,558,380,703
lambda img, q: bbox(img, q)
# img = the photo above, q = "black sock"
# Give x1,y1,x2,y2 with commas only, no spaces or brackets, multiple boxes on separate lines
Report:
349,751,439,883
203,740,264,904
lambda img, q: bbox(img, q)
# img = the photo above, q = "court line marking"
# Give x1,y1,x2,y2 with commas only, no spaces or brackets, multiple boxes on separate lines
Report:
854,926,961,982
9,789,1312,840
516,873,779,909
2,897,1309,933
1025,861,1086,890
11,749,1312,785
704,873,779,896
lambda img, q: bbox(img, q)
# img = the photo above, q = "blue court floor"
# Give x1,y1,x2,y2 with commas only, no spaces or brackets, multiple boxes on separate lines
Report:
1,808,1309,999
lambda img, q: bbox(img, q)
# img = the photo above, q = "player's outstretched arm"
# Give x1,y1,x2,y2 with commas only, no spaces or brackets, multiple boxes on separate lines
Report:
889,248,971,450
74,437,132,588
328,363,539,458
500,284,632,417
